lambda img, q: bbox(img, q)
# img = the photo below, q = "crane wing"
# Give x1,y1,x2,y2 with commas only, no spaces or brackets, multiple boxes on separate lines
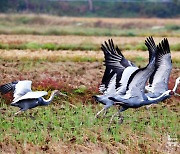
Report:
0,81,18,94
12,91,48,104
13,80,32,100
0,80,32,100
145,36,157,63
125,37,157,100
99,68,116,93
99,39,136,94
125,62,155,100
116,66,138,94
103,73,117,95
148,38,172,94
101,39,135,70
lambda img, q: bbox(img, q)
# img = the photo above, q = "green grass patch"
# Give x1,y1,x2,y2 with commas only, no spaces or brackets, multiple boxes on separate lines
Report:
134,43,147,51
171,44,180,51
0,24,180,37
165,24,180,31
0,100,179,147
1,42,180,51
0,42,100,51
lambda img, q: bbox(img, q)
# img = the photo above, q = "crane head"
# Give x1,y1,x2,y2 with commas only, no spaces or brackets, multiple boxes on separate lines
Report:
163,90,174,97
169,90,174,96
52,90,59,95
54,90,67,97
167,90,180,97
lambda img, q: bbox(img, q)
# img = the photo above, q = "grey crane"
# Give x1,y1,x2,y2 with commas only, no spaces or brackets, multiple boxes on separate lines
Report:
0,80,66,115
145,38,180,108
93,36,156,118
145,38,180,97
108,38,180,124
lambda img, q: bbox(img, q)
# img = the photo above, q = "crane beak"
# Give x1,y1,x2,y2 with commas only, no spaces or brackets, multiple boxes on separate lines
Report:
174,92,180,97
57,92,67,97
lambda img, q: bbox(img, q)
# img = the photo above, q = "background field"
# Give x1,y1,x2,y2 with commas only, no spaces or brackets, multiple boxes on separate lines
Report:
0,14,180,154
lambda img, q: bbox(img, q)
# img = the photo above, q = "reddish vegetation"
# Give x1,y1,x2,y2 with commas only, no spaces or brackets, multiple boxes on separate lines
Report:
0,61,101,104
1,60,179,105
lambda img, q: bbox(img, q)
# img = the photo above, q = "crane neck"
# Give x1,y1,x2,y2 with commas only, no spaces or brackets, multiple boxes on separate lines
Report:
42,91,56,105
173,78,180,92
146,91,170,105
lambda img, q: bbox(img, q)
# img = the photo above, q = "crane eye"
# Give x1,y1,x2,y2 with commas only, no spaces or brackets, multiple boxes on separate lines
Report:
169,91,174,95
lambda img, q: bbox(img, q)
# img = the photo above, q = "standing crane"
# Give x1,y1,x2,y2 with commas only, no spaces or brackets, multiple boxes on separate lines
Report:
0,80,66,115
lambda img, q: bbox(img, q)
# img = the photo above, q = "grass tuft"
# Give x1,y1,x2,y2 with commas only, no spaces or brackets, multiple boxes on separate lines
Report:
0,42,179,51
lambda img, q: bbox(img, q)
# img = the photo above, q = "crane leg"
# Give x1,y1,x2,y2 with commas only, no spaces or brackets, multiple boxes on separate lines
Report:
108,111,120,128
108,107,128,129
103,109,107,117
145,104,152,110
95,104,112,118
14,110,22,116
95,107,106,118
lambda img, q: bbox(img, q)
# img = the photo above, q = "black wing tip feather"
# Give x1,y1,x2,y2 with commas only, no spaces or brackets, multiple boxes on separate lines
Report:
149,38,171,85
101,38,123,57
145,36,155,47
0,83,13,94
115,45,123,57
101,39,125,68
156,38,171,63
155,38,171,67
145,36,156,61
0,81,18,94
157,38,170,55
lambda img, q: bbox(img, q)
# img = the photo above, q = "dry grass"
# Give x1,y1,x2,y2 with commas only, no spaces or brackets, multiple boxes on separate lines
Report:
64,16,180,26
0,35,179,45
0,49,180,62
0,49,102,62
0,14,179,27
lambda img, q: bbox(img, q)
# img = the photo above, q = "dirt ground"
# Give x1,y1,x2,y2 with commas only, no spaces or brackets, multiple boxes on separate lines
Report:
0,60,180,93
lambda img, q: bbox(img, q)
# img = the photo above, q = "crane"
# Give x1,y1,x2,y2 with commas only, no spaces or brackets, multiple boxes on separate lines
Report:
145,39,180,96
108,38,180,124
0,80,66,115
144,38,180,108
93,36,156,118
